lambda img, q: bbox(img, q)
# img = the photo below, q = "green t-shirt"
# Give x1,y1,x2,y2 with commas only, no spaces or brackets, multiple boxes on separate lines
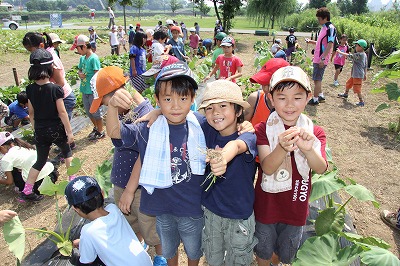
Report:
212,47,224,78
78,53,101,94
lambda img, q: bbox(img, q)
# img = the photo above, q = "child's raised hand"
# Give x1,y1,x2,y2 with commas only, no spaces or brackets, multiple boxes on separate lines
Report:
278,127,300,152
295,127,316,152
237,121,255,135
206,146,227,176
109,89,133,110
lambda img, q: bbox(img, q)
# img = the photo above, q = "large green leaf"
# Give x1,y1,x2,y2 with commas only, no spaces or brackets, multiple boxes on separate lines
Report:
315,207,345,236
341,232,391,249
38,176,58,196
57,240,73,256
344,184,380,208
3,217,25,262
360,246,400,266
382,50,400,65
309,170,346,202
293,233,361,266
95,160,113,198
67,158,85,176
385,83,400,101
375,103,391,112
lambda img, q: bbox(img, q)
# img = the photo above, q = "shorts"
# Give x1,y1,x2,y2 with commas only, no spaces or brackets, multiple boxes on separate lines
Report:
82,93,103,120
4,114,21,126
312,63,327,81
63,91,76,120
113,186,160,246
285,46,296,57
254,221,303,264
130,75,149,94
156,214,204,260
0,101,9,118
345,77,363,94
202,208,258,266
119,39,126,46
334,64,344,71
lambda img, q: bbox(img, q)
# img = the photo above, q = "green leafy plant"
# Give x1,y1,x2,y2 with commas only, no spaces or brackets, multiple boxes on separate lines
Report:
20,127,35,144
372,50,400,139
292,150,400,266
253,40,273,69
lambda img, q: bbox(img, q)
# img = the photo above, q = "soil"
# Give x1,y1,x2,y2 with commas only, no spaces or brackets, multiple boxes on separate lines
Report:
0,33,399,265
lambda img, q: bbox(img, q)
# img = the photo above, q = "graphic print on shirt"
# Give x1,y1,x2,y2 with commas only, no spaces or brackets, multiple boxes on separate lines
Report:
170,142,192,184
222,59,233,78
288,35,296,45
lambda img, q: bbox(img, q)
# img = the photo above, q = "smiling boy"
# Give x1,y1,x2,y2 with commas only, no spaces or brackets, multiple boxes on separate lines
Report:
254,66,328,266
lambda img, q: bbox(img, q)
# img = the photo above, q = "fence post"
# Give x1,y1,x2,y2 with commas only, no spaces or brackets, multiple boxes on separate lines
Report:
13,68,19,86
367,43,374,70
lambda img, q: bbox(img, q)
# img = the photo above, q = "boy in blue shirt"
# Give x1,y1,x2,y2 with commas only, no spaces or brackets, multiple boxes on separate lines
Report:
5,92,30,131
106,63,254,265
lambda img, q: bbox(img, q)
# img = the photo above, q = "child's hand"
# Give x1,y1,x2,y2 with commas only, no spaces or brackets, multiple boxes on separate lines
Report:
118,190,134,215
0,210,17,224
73,239,80,248
135,109,162,127
78,71,86,79
295,127,316,152
278,127,300,152
237,121,255,135
67,133,74,144
109,89,133,110
203,75,211,82
206,146,227,176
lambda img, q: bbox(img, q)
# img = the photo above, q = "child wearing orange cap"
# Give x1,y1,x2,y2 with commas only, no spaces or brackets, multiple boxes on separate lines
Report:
167,26,188,62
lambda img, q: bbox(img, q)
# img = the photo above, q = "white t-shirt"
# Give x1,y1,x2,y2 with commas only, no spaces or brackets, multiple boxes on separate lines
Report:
79,204,152,266
151,40,165,61
0,146,54,182
109,32,119,46
109,9,114,19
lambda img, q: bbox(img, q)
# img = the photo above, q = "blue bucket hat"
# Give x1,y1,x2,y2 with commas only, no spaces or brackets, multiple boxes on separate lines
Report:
155,62,198,91
65,176,101,206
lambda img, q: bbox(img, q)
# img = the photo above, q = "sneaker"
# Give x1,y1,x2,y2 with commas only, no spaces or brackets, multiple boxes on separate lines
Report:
318,96,326,103
356,101,365,107
88,127,97,139
333,80,339,87
380,210,400,231
89,130,105,141
153,255,167,266
337,93,348,99
308,98,319,106
18,192,44,203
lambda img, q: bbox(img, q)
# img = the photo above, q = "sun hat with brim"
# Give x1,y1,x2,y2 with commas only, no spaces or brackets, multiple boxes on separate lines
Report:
70,34,90,50
30,48,54,66
250,58,289,86
170,26,181,33
64,176,101,206
49,33,65,44
198,80,250,114
215,32,227,41
166,19,173,25
353,39,367,50
221,36,234,47
89,66,129,113
189,27,196,32
142,55,179,77
155,62,198,91
269,66,312,93
0,132,14,146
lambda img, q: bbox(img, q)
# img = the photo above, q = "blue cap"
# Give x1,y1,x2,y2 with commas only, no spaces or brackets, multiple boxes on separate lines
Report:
65,176,101,206
155,62,198,91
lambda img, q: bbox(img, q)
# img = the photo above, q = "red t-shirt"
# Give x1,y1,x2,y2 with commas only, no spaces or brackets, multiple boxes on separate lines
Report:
215,55,243,83
254,122,327,226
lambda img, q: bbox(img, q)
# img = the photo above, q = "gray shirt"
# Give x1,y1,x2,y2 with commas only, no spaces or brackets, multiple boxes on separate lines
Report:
349,52,367,78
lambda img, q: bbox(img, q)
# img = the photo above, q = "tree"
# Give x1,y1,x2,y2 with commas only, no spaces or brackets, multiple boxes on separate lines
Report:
109,0,133,33
247,0,296,29
309,0,330,8
170,0,182,14
352,0,368,14
132,0,146,19
197,0,211,16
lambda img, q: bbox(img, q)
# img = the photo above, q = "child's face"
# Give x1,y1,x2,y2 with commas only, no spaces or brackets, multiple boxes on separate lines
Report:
355,44,363,52
222,45,233,55
155,82,194,125
171,30,180,39
268,83,311,126
340,37,347,45
190,31,195,35
204,102,239,136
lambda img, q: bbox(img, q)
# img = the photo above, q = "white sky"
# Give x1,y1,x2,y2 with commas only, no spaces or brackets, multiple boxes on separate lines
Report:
297,0,390,4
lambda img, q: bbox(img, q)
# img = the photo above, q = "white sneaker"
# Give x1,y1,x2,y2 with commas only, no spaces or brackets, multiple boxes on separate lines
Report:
333,80,339,86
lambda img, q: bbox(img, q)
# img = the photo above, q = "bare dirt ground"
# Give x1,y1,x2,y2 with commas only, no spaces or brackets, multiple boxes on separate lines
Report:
0,33,399,265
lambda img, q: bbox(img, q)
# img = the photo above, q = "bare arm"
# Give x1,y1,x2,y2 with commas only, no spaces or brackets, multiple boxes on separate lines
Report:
336,49,350,57
0,171,14,185
106,89,134,139
56,99,73,144
51,68,65,88
130,56,137,76
204,64,219,82
244,91,257,121
118,157,141,215
28,100,35,128
226,65,242,81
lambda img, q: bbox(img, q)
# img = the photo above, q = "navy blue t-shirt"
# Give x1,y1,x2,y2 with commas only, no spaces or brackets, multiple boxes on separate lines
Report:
202,132,257,219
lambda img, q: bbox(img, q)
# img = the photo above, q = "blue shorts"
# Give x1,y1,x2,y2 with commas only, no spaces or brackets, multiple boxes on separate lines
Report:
156,214,204,260
312,63,327,81
63,91,76,120
254,221,303,264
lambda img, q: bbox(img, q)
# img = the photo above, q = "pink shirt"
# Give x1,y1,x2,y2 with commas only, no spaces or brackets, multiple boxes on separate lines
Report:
333,44,349,66
189,34,200,49
313,22,336,65
46,47,72,98
215,55,243,83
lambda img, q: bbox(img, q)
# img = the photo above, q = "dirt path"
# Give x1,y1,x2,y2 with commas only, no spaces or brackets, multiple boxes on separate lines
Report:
0,34,399,265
